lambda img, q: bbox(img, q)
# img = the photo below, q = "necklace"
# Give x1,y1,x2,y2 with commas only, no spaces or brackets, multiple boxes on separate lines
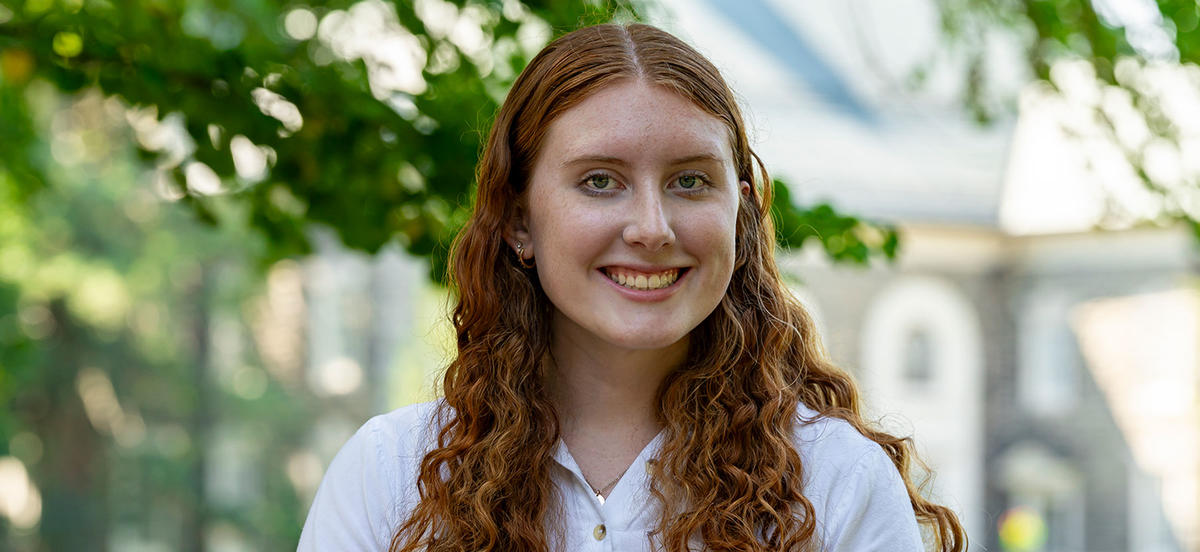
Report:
587,467,628,505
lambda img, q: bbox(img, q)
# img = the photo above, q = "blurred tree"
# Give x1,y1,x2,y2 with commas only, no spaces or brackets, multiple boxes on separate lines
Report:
0,85,319,550
935,0,1200,236
0,80,337,549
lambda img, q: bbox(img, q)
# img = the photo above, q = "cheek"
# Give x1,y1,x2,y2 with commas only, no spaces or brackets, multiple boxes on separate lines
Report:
675,209,739,287
693,202,740,254
528,199,615,265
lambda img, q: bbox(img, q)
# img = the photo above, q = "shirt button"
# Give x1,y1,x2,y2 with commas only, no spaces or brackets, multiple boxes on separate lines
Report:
593,523,607,541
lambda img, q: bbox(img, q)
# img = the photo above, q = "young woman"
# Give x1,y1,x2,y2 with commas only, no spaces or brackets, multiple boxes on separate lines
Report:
299,23,966,552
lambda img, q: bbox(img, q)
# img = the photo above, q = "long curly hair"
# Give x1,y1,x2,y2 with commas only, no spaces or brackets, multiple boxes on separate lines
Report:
390,23,967,552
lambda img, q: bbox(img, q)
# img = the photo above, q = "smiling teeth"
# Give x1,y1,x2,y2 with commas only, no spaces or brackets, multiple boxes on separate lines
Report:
604,268,680,290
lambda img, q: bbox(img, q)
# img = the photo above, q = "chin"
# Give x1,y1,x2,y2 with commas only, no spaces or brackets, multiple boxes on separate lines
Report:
604,327,690,351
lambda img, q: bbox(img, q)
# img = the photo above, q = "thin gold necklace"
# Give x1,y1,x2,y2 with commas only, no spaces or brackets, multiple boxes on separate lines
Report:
588,467,628,505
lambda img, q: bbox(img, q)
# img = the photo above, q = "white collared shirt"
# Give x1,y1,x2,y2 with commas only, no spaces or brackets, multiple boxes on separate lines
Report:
297,400,925,551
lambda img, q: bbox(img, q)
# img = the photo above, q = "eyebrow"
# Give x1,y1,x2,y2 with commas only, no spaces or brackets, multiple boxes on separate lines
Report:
560,153,724,168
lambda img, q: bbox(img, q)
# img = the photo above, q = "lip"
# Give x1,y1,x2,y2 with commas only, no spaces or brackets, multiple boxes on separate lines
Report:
597,266,690,302
602,263,685,274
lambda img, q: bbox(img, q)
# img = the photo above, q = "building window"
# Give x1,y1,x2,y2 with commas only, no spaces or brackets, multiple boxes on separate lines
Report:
1019,293,1081,416
903,327,934,385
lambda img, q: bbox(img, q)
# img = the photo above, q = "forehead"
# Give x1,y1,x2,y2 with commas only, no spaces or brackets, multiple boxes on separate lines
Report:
537,81,733,167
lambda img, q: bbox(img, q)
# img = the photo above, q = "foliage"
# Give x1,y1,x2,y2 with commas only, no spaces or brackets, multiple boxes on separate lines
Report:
768,178,902,262
772,180,900,265
935,0,1200,233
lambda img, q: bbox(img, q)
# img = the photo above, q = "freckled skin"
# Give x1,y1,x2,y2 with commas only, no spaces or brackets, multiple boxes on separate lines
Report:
516,80,743,353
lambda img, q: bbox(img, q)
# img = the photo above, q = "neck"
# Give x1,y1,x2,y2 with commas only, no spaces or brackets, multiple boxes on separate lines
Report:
546,319,687,436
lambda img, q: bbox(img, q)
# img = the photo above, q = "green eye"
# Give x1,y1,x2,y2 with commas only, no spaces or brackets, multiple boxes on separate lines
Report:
679,175,701,189
585,174,613,189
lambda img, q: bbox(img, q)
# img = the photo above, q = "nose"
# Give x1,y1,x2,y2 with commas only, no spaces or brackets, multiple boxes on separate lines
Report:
622,188,676,251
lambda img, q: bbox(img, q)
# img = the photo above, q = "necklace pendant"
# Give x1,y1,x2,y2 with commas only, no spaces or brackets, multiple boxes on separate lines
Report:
596,492,606,505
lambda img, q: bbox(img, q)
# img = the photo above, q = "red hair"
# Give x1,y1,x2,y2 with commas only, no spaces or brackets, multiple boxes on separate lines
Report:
390,23,966,552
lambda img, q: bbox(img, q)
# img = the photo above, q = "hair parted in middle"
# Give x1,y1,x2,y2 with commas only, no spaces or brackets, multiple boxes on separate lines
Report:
390,22,966,552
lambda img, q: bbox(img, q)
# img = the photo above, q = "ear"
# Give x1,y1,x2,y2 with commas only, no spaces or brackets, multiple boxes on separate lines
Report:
740,180,752,198
503,202,533,258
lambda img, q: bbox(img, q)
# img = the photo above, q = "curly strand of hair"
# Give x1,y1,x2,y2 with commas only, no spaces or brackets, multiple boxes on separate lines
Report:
389,212,562,552
752,155,968,552
644,256,817,551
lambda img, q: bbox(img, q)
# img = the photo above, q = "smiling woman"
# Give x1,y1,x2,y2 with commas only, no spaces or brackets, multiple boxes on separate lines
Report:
298,23,967,552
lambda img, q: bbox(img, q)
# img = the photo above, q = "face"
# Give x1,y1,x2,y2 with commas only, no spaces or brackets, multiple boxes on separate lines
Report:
511,80,745,353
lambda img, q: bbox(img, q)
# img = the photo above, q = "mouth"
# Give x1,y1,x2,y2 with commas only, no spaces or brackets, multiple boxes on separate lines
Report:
600,266,689,291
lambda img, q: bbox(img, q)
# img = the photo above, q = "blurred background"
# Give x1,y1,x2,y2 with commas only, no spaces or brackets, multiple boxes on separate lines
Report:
1,0,1199,550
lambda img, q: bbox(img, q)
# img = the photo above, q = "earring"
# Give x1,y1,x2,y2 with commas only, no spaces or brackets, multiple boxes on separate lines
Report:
515,241,536,269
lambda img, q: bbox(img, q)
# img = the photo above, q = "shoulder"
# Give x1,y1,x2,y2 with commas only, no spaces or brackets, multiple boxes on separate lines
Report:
791,403,881,471
790,403,925,551
789,403,887,510
339,399,446,470
297,400,446,552
365,399,446,458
